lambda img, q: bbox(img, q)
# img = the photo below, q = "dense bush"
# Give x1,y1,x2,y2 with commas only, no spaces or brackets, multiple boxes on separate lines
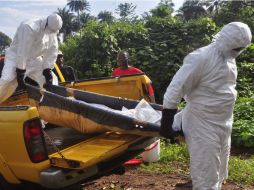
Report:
237,61,254,98
233,97,254,147
233,62,254,147
238,43,254,63
61,20,150,78
61,20,119,78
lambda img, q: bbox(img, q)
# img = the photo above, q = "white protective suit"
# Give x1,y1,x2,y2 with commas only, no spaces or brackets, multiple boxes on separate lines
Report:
163,22,252,190
0,13,62,103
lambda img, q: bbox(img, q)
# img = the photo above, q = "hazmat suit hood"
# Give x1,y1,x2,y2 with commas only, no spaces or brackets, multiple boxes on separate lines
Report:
46,13,63,33
22,14,62,35
214,22,252,58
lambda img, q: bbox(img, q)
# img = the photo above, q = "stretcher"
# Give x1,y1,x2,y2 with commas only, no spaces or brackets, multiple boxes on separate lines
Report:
26,84,162,137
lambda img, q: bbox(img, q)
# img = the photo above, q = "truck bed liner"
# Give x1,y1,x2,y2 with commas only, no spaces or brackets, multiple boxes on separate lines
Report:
44,126,99,155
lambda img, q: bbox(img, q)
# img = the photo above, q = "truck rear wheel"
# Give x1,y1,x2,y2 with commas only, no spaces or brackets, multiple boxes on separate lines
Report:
0,176,51,190
0,175,19,190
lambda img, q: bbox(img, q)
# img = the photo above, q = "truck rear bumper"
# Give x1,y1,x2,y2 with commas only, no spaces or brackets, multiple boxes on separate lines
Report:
40,165,98,189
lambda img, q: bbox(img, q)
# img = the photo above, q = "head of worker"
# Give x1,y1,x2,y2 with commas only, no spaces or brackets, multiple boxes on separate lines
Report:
214,22,252,59
56,51,64,68
44,13,63,34
117,51,129,69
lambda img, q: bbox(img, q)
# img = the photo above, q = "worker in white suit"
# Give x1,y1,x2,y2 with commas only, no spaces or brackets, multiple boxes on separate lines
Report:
160,22,252,190
0,13,62,103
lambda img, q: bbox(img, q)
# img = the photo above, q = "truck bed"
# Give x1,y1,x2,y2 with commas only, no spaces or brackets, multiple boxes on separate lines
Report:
43,125,99,155
43,123,146,170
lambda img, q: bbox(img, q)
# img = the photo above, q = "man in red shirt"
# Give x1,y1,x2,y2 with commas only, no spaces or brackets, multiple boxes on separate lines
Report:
112,51,155,102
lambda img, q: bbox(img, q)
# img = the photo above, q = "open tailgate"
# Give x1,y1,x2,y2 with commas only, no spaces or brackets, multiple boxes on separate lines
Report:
48,132,144,169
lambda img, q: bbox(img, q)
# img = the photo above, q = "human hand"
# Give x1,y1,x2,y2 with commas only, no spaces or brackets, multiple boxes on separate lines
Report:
16,68,26,90
159,109,177,142
43,68,53,88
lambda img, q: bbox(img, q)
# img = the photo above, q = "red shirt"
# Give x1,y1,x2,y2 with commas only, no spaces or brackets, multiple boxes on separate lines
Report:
112,66,143,76
0,56,4,63
112,66,154,97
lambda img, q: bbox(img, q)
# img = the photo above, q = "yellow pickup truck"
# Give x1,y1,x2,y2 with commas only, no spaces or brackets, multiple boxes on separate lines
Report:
0,65,157,189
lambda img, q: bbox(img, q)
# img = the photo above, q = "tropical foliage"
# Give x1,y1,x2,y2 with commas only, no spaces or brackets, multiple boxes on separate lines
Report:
0,32,11,54
97,11,114,23
115,3,137,21
56,7,77,41
66,0,91,34
177,0,207,20
149,2,174,18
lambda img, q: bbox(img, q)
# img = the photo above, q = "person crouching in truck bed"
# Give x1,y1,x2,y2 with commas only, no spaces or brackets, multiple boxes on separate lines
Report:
53,51,77,82
0,13,62,104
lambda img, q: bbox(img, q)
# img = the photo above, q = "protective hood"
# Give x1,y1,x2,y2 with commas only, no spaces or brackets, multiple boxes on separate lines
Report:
214,22,252,58
46,13,63,33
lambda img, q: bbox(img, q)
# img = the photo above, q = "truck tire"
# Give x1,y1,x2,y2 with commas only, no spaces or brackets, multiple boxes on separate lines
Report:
112,165,125,175
0,176,49,190
0,175,18,190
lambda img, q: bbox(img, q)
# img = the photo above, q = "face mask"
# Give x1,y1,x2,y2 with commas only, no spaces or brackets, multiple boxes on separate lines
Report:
228,47,245,58
229,50,241,58
45,27,58,34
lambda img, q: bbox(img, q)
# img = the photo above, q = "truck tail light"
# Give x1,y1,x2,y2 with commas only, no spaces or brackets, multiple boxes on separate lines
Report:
142,83,155,102
24,118,48,163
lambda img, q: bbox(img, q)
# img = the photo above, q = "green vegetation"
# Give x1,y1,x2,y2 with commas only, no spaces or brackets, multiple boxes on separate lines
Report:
233,96,254,147
0,31,11,54
139,141,189,175
140,142,254,185
233,62,254,147
228,156,254,184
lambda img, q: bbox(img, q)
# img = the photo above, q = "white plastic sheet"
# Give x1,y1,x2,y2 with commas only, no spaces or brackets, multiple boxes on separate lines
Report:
90,99,162,124
133,99,161,124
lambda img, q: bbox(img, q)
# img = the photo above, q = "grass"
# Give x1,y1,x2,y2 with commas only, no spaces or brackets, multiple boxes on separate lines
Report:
139,140,254,185
139,140,189,175
228,156,254,184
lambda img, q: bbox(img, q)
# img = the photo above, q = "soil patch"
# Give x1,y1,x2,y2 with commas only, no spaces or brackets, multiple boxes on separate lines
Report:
231,146,254,159
80,166,254,190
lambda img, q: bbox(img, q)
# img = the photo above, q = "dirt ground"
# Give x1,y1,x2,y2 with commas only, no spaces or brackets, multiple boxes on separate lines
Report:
76,147,254,190
78,166,254,190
